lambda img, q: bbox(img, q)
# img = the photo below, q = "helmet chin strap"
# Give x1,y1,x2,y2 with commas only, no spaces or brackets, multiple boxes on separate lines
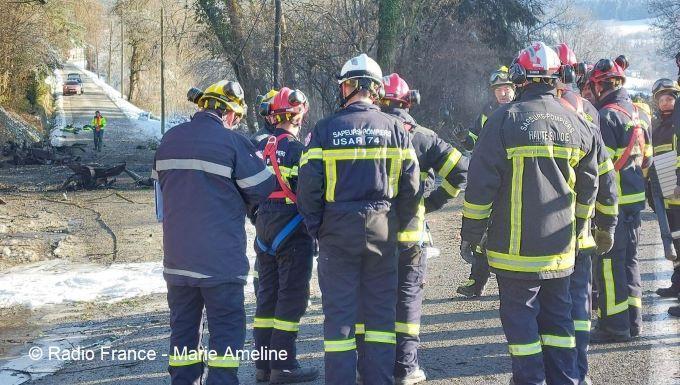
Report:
339,79,380,107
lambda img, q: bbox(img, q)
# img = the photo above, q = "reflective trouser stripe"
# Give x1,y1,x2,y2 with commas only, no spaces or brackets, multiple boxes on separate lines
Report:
253,317,274,328
509,157,524,255
628,296,642,308
618,192,645,205
540,334,576,348
508,341,542,356
602,258,629,316
207,356,239,368
355,323,365,335
395,322,420,336
169,354,203,367
274,319,300,332
574,320,591,332
324,338,357,352
364,330,397,344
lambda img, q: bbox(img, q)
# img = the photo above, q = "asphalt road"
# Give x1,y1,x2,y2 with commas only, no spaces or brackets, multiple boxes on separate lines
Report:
0,65,678,385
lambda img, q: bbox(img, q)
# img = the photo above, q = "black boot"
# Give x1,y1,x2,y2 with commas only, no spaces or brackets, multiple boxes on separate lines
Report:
590,325,632,343
269,367,319,384
656,284,680,298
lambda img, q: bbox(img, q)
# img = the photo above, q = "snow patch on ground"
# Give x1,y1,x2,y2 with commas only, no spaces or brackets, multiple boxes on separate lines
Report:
0,224,258,309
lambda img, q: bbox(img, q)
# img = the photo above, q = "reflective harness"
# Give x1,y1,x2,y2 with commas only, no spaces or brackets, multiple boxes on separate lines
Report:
602,103,647,171
257,133,303,255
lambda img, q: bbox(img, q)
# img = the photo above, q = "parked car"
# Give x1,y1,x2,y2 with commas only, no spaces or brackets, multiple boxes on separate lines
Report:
63,80,83,95
67,73,82,83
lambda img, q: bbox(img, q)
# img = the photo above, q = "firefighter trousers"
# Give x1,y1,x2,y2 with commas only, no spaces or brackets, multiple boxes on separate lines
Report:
167,282,245,385
497,275,578,385
665,204,680,289
318,201,398,385
253,228,314,371
570,250,593,382
394,245,427,377
595,210,642,334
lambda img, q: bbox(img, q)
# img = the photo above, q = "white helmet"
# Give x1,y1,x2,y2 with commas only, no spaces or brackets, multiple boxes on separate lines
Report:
337,53,383,84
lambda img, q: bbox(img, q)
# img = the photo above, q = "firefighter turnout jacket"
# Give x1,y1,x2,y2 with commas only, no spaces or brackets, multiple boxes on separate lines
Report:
384,107,468,224
652,111,680,206
464,101,498,151
596,88,653,213
561,89,618,249
255,128,308,251
297,101,420,242
153,111,276,286
461,83,600,280
675,100,680,186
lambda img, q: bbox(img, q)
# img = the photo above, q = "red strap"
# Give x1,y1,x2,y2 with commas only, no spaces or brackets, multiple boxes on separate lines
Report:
262,133,297,203
602,103,647,171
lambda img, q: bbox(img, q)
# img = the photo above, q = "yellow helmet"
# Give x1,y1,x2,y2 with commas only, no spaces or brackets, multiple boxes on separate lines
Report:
256,89,279,117
197,80,247,117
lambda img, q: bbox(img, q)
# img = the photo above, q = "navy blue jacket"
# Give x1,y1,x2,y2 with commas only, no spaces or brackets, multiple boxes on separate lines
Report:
297,102,420,240
154,111,276,287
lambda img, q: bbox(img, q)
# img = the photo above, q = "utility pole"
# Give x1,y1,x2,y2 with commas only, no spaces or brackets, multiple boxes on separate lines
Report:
160,7,166,135
120,19,124,98
273,0,282,89
108,20,112,83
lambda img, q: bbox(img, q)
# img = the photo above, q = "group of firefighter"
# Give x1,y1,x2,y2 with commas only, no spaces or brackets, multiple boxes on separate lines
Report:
152,41,680,385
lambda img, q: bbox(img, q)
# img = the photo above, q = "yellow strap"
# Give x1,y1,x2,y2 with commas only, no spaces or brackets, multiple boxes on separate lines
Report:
486,248,575,273
602,258,629,316
395,322,420,336
364,330,397,344
540,334,576,348
324,338,357,352
207,356,239,368
273,318,300,332
253,318,274,328
574,320,591,332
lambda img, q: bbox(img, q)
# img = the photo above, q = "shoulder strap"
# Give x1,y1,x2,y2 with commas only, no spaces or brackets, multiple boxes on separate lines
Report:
603,103,647,171
262,133,297,203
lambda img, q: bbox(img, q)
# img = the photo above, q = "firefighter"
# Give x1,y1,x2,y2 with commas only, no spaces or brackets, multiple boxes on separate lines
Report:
154,80,275,385
379,73,468,384
91,110,107,152
251,89,280,297
461,42,600,385
253,87,319,384
649,79,680,309
457,65,515,298
462,65,515,152
555,43,618,385
588,56,653,343
297,53,420,385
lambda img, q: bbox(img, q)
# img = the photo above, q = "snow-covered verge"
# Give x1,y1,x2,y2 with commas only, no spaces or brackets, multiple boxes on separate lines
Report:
626,76,654,96
0,224,257,309
46,70,81,148
0,107,41,146
73,63,166,141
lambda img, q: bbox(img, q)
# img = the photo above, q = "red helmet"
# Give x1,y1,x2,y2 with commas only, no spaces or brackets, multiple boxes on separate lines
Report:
512,42,561,79
381,73,420,107
589,58,626,85
270,87,308,121
554,43,577,66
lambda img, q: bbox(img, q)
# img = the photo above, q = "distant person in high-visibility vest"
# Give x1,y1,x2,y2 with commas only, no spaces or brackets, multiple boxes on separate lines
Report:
91,110,107,152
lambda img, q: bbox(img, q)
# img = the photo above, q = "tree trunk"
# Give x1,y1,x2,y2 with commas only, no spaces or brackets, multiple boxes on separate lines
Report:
127,43,141,102
197,0,261,132
377,0,401,73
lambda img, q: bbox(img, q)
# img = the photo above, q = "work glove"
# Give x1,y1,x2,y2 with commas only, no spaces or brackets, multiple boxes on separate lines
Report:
460,240,475,264
593,227,614,255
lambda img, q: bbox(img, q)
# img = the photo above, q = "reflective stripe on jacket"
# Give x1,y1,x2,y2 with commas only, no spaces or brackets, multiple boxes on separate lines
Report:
461,84,599,279
153,111,276,286
597,88,652,212
297,102,420,241
383,107,468,243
